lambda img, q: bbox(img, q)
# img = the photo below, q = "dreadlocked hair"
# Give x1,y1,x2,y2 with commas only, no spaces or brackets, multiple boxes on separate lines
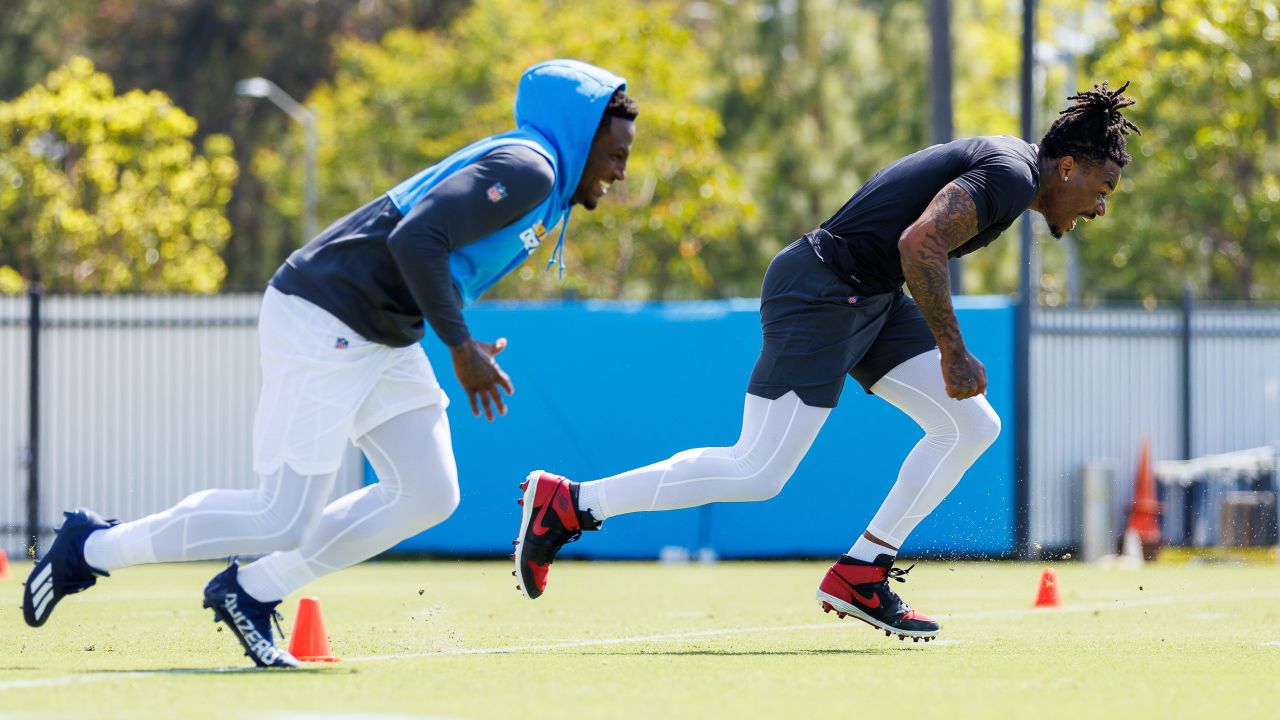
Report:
599,88,639,130
1039,80,1141,167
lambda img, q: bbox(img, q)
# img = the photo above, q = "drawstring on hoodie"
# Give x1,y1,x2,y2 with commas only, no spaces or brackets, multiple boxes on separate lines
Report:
545,207,572,278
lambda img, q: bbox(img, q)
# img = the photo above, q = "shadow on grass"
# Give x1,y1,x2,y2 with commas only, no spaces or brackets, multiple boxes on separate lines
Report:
574,647,920,657
82,665,357,676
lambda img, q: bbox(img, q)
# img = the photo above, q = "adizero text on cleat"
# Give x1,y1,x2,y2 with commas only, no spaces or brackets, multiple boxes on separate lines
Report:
202,561,299,668
23,509,118,627
815,554,940,640
513,470,600,599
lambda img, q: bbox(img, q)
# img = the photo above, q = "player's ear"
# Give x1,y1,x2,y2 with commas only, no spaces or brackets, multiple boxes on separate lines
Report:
1057,156,1076,181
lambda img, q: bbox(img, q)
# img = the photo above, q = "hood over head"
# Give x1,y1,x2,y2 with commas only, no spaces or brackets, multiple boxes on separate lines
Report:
513,59,627,206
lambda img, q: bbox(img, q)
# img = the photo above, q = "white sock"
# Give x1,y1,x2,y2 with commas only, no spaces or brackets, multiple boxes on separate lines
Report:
575,482,604,523
856,349,1001,552
848,534,896,563
83,522,156,573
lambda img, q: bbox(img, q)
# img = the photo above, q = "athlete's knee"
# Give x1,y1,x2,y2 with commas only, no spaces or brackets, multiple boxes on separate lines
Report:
731,446,802,501
958,402,1001,450
746,473,792,501
397,470,461,533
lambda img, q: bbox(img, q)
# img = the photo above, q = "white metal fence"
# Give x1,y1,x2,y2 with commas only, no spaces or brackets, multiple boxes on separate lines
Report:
1030,305,1280,550
1,293,364,557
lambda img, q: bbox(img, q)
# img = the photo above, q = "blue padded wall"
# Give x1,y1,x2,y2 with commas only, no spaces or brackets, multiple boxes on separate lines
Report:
371,297,1015,558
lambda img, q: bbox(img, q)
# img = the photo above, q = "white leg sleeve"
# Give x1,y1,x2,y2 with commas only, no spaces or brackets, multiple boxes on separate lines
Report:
861,349,1002,549
236,404,459,602
577,391,830,520
82,466,336,572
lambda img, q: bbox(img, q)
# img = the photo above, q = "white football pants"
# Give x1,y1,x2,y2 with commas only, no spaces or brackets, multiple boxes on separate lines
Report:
83,404,458,602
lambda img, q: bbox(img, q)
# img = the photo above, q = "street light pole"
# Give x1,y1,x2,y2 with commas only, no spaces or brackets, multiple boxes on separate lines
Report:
235,77,317,244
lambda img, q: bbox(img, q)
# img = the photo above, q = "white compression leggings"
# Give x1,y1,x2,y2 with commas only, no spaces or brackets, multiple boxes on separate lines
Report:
579,349,1001,550
83,405,459,602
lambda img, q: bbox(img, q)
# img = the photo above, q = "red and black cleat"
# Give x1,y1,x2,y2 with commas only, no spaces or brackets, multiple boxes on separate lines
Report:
816,554,939,641
513,470,601,599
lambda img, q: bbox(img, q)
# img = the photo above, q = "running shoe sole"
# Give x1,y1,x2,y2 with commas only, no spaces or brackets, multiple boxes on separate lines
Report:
816,589,939,641
512,469,544,599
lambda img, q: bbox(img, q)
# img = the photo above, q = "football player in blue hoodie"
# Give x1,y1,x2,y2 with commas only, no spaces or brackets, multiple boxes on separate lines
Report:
23,59,636,668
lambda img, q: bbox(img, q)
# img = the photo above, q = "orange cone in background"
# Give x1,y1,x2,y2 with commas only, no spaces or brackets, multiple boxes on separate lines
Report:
0,549,10,580
1033,568,1061,608
1127,437,1162,561
288,597,341,662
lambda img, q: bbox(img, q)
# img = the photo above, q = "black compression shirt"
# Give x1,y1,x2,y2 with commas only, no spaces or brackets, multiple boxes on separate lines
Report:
811,136,1040,294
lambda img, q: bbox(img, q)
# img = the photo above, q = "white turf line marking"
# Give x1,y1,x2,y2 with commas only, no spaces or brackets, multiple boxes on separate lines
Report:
3,587,1279,691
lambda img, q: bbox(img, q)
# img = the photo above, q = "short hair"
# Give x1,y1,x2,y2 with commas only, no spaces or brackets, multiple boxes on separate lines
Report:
599,89,638,130
1039,80,1141,167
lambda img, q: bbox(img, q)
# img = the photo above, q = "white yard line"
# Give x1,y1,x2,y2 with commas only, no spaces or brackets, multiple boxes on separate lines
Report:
3,587,1279,690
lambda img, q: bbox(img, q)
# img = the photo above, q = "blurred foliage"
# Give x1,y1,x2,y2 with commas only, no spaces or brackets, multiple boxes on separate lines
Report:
1,0,1277,302
258,0,760,300
1079,0,1280,302
694,0,928,265
0,58,237,293
1,0,468,291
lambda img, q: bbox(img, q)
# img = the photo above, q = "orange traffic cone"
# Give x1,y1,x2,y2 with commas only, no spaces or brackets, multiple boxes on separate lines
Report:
1033,568,1061,608
288,597,341,662
0,548,10,580
1126,437,1162,561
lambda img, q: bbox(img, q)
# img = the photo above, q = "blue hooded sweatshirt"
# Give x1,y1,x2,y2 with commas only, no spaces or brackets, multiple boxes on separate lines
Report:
388,59,627,306
269,59,627,348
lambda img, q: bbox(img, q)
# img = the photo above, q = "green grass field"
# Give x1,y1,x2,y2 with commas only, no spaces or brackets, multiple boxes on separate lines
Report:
2,558,1279,719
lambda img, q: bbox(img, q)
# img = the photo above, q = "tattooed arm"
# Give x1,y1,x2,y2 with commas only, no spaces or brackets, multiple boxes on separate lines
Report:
898,182,987,400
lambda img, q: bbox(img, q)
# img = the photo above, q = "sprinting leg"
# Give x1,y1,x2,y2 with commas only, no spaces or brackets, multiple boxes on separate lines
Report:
577,390,831,519
26,467,334,633
818,349,1001,640
514,390,829,599
236,404,459,603
82,469,337,572
855,348,1001,559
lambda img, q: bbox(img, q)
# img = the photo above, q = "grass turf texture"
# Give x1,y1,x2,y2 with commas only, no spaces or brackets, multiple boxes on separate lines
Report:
2,559,1279,719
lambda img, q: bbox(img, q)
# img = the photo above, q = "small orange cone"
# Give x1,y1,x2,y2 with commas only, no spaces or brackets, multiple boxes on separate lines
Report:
1127,437,1162,561
288,597,341,662
1033,568,1061,608
0,549,10,580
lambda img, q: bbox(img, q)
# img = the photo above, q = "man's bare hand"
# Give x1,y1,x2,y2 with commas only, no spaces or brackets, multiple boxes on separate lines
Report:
940,348,987,400
450,337,514,421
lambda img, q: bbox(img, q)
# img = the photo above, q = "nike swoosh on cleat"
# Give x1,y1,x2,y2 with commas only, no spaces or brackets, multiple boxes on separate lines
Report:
851,588,881,608
530,484,557,536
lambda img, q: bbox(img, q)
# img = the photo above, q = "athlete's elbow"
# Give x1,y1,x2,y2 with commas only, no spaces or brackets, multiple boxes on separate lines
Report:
897,224,925,255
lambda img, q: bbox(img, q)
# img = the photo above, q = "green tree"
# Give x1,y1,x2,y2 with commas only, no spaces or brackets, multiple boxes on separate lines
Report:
80,0,470,291
1,0,470,291
0,58,238,293
259,0,760,300
699,0,930,255
1080,0,1280,301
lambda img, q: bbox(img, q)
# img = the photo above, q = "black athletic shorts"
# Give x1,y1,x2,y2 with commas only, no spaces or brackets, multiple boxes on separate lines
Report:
746,237,937,408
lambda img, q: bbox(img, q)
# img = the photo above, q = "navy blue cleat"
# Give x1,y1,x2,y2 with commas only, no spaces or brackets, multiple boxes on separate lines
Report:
202,561,299,668
23,509,118,627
